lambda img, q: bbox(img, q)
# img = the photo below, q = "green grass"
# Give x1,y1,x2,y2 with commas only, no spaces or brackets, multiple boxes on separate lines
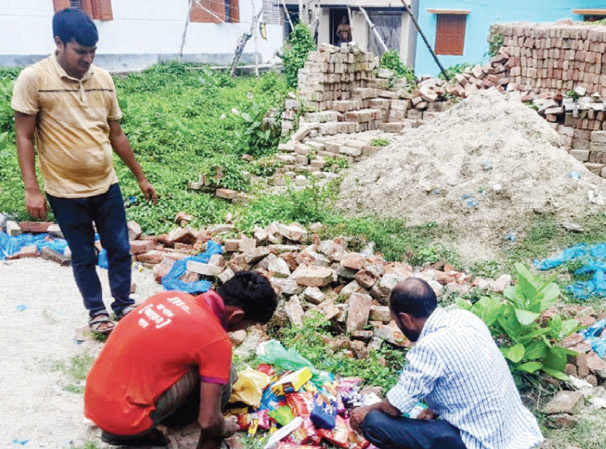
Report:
543,408,606,449
370,138,391,147
0,63,288,234
51,353,95,394
267,313,405,392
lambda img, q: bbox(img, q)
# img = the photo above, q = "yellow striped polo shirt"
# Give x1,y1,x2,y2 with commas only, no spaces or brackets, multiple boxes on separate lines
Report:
12,54,122,198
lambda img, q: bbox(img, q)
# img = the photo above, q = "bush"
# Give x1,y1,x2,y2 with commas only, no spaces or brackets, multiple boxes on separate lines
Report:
457,264,580,386
379,50,416,87
282,22,316,89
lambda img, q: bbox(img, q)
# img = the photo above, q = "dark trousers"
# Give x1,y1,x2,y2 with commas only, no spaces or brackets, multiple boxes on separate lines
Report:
102,367,236,444
47,183,133,317
361,410,467,449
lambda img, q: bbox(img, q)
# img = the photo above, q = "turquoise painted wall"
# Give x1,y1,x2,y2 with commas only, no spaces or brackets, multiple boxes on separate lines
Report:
415,0,606,76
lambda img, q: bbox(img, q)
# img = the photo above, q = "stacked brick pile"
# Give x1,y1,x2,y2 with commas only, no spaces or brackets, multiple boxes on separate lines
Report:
281,42,415,138
490,21,606,95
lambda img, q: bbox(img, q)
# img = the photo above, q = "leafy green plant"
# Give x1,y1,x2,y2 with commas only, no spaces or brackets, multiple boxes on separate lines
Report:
199,154,251,191
439,62,474,82
0,78,15,135
457,263,580,384
323,156,349,171
282,22,316,88
488,32,504,58
370,138,391,147
235,103,282,157
379,50,416,88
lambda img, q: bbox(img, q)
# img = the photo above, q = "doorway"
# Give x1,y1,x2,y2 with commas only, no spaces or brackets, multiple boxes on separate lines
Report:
329,8,350,46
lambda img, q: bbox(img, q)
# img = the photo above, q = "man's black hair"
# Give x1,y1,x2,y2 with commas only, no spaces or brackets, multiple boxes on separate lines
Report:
53,8,98,46
218,271,277,324
389,277,437,318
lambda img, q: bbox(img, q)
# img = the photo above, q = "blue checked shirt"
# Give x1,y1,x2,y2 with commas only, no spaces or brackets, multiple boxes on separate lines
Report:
386,308,543,449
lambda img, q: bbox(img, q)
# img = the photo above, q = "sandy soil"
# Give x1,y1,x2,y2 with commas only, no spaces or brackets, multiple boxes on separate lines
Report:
0,258,164,449
338,89,606,261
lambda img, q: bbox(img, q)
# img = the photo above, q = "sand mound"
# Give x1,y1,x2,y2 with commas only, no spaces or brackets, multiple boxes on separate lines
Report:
337,89,606,261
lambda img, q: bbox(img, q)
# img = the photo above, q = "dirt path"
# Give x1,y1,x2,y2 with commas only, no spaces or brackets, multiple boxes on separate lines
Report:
0,258,163,448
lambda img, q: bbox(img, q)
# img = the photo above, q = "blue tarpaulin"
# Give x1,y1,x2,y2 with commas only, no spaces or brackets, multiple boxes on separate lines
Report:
534,243,606,300
579,318,606,358
0,232,68,261
161,240,224,293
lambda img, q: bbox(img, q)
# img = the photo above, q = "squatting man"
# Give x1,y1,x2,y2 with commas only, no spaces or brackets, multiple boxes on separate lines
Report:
350,277,544,449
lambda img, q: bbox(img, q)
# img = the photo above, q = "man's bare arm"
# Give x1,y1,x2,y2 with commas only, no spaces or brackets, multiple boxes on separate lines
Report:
196,381,238,449
15,111,48,219
108,119,158,204
350,399,401,432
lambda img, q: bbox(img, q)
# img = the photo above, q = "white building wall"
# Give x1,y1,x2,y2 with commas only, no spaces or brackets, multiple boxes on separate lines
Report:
0,0,283,70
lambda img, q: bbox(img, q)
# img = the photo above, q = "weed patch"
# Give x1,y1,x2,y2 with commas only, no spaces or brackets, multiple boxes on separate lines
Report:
51,353,95,394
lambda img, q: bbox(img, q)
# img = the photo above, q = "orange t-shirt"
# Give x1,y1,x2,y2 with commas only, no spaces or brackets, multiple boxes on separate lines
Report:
84,291,232,436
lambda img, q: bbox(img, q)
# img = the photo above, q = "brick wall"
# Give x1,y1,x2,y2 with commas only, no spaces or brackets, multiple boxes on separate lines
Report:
490,21,606,96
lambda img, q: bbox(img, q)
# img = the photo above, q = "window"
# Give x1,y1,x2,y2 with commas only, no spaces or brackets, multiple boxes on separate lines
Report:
190,0,240,23
435,14,466,55
572,9,606,21
428,10,469,56
53,0,113,20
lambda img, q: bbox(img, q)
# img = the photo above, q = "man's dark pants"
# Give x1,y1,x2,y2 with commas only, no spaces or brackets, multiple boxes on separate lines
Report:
101,367,236,444
361,410,466,449
47,183,133,317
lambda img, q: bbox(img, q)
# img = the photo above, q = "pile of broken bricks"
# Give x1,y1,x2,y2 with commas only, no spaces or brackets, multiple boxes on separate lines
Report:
6,217,606,397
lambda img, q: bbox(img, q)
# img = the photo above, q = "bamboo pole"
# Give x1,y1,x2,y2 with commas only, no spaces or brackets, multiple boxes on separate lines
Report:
251,0,259,76
178,0,195,60
398,0,449,80
281,0,294,30
358,6,388,53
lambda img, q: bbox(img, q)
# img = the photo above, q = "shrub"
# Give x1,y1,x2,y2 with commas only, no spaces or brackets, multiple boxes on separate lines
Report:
282,22,316,89
379,50,416,87
457,264,580,386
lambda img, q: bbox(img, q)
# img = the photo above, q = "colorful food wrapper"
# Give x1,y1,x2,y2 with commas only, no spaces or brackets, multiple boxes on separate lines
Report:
269,405,295,426
404,401,428,419
337,377,363,395
260,387,286,411
286,391,314,417
276,444,322,449
286,416,321,445
271,367,313,396
310,393,337,430
257,363,276,377
317,415,350,448
348,430,370,449
229,367,272,408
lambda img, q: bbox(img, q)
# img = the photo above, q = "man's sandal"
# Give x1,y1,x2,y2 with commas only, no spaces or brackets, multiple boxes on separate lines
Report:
89,312,115,335
115,304,136,321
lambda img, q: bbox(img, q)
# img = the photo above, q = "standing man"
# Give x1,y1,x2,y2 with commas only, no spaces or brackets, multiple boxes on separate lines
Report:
12,8,157,334
350,278,544,449
336,16,352,46
85,271,278,448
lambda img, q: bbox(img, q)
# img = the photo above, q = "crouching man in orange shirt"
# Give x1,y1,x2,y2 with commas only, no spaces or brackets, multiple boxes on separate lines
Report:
84,271,278,448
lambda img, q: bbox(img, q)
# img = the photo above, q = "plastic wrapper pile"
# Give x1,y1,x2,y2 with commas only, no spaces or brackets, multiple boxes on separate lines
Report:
226,340,380,449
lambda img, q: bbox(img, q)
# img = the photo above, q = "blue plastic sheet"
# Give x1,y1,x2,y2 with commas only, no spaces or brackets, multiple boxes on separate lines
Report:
579,318,606,358
534,243,606,300
161,240,224,293
0,232,68,261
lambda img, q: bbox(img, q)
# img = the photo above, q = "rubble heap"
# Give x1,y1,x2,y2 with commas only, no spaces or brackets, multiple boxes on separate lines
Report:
337,90,606,261
4,218,606,391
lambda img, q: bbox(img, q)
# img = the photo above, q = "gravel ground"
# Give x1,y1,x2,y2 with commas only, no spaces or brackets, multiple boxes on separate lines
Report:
0,258,164,448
